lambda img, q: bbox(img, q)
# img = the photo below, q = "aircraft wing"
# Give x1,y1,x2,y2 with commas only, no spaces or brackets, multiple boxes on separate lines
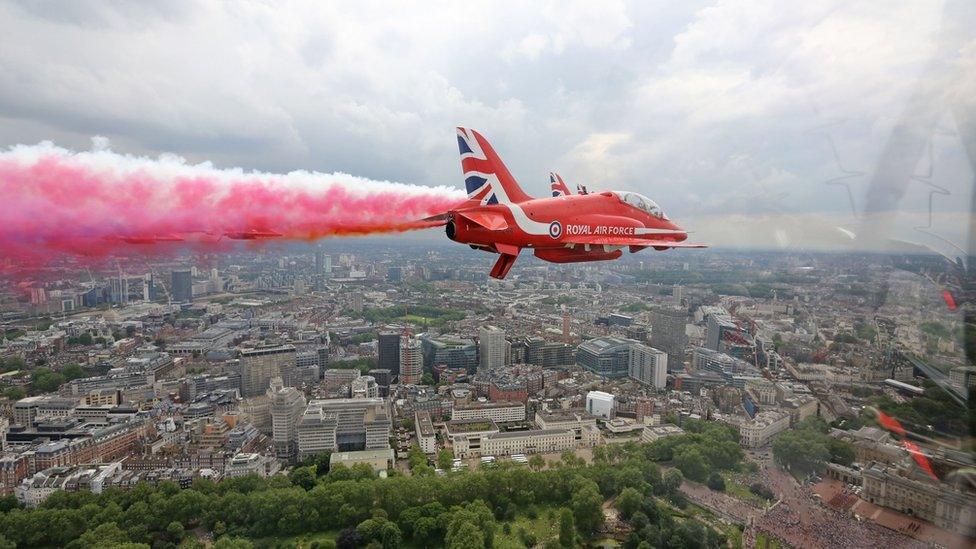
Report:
562,236,707,248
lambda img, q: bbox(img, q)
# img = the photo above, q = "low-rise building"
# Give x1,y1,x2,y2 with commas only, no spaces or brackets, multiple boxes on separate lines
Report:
330,448,394,474
451,401,526,423
738,410,790,448
415,411,436,454
862,462,976,537
224,453,280,478
534,409,598,443
453,426,599,459
641,424,685,443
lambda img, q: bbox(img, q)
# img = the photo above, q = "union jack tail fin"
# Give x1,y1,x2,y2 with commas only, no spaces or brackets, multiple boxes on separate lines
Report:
457,127,533,204
550,172,572,197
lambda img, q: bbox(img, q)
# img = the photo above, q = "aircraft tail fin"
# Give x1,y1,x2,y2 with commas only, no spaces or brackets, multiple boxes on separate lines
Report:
550,172,572,197
457,127,533,204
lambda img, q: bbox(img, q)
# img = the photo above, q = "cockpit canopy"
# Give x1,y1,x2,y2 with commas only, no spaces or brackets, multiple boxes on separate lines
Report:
612,191,667,219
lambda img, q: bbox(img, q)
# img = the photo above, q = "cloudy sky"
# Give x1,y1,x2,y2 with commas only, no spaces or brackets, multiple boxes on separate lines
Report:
1,0,973,252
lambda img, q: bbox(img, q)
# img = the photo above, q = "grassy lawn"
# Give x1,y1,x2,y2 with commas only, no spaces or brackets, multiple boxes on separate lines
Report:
494,505,561,549
722,472,769,507
727,525,744,549
755,532,783,549
398,314,432,325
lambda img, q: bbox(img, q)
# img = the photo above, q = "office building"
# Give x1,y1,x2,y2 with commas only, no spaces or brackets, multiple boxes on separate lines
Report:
692,347,736,375
586,391,615,419
421,335,478,372
270,381,307,462
314,249,326,273
377,332,401,376
323,368,360,394
628,346,668,389
706,313,734,350
13,396,78,426
949,366,976,391
297,406,338,460
351,376,379,399
368,369,392,397
399,338,423,385
577,336,654,379
240,345,297,397
171,270,193,302
298,398,391,454
478,325,507,371
650,306,688,368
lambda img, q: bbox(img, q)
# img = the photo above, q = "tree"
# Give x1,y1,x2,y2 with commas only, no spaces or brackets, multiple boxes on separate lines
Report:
749,483,775,500
2,387,25,401
60,363,87,381
28,368,65,394
300,451,332,476
165,521,185,542
571,483,604,536
72,522,129,548
558,507,575,547
706,472,725,492
289,466,317,491
407,446,426,468
662,469,683,495
673,447,709,482
827,438,856,466
379,521,402,549
0,496,18,513
446,521,483,549
437,449,454,471
336,528,363,549
357,518,402,549
772,428,831,475
421,372,434,386
615,487,641,520
413,517,439,545
529,454,545,471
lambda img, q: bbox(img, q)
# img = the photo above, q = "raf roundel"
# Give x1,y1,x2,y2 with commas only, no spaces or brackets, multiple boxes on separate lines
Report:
548,220,563,239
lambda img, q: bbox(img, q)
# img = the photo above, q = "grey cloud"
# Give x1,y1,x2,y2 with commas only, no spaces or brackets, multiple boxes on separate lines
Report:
0,0,972,254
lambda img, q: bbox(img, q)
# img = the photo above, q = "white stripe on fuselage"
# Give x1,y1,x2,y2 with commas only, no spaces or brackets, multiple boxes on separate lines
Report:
474,185,685,238
635,227,684,235
502,202,551,235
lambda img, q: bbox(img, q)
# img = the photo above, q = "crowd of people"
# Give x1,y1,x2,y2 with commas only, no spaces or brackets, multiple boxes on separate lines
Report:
679,476,759,523
741,456,928,548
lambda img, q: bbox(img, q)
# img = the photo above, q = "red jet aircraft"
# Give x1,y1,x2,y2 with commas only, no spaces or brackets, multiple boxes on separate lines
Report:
428,128,706,279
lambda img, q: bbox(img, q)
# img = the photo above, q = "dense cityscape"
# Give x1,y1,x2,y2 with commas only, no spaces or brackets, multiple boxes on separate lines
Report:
0,242,971,548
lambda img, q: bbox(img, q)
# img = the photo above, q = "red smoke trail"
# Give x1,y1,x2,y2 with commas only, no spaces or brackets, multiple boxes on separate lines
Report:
0,141,464,268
